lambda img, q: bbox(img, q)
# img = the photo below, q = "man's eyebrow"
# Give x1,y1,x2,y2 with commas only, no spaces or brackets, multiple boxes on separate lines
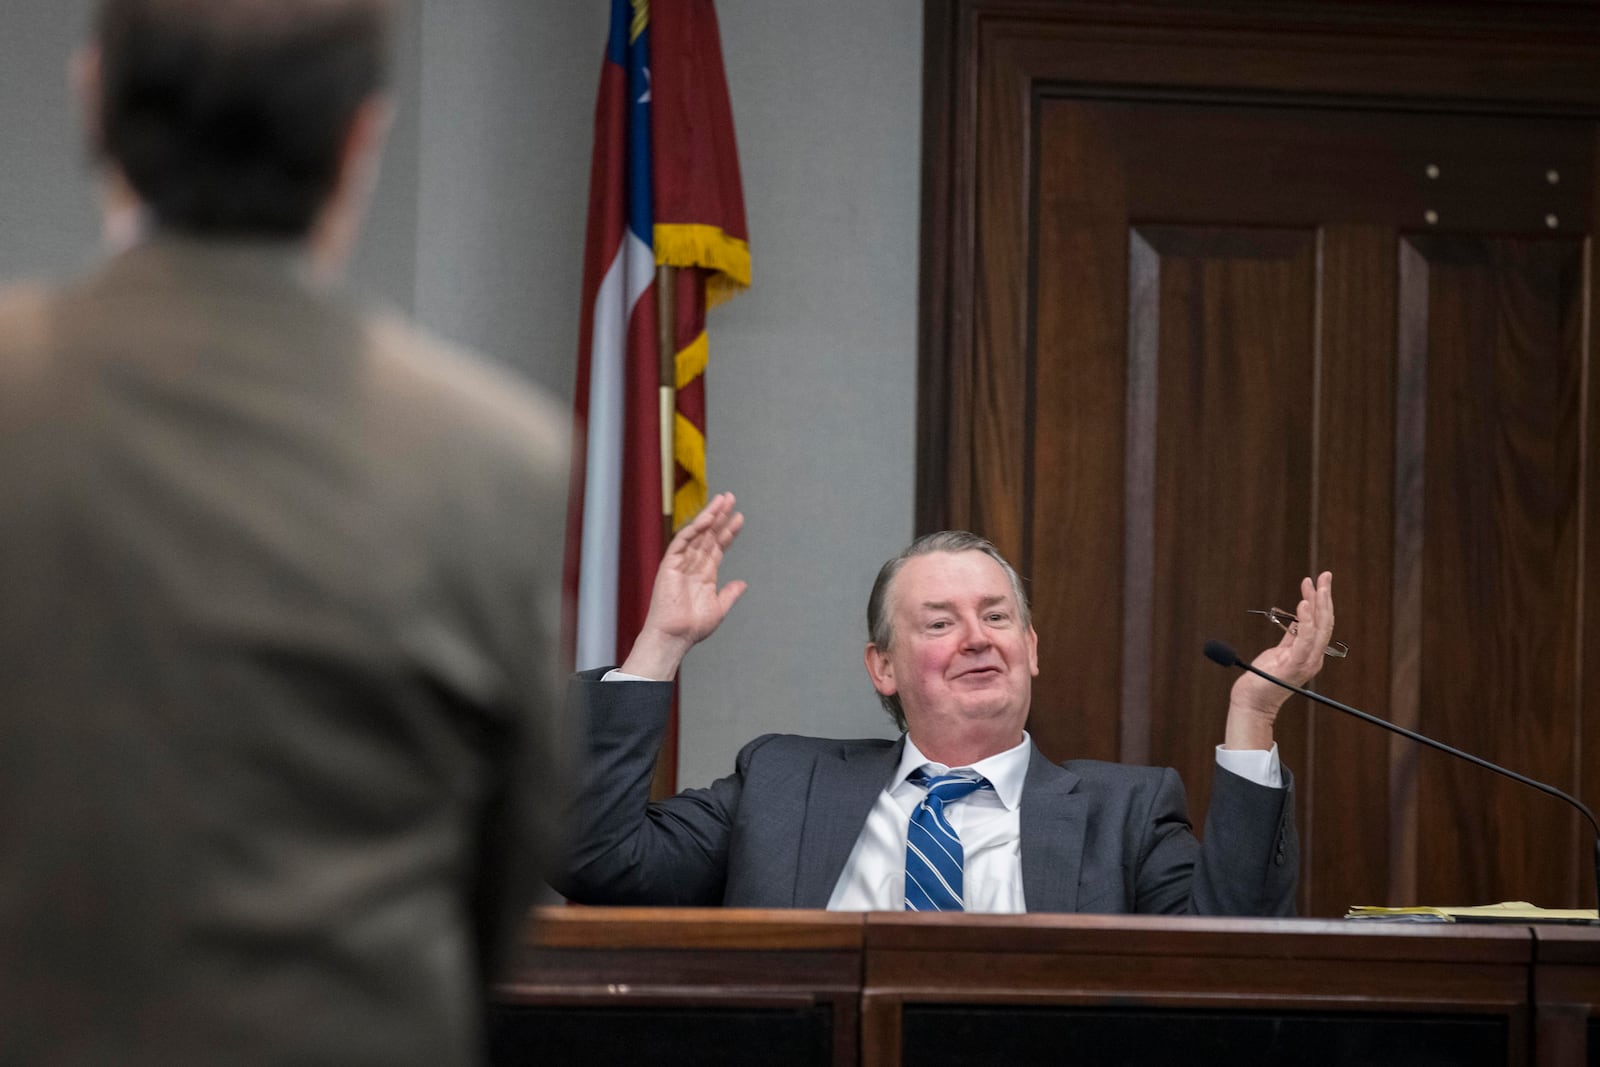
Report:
916,595,1011,613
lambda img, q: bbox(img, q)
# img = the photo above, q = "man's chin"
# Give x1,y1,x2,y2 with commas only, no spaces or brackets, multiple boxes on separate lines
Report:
952,694,1026,722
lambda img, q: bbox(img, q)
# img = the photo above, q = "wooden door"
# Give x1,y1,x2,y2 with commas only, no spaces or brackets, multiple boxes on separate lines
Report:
919,1,1600,916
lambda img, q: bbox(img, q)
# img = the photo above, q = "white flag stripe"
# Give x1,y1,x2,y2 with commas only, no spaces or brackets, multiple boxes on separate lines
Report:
573,238,626,669
574,228,657,670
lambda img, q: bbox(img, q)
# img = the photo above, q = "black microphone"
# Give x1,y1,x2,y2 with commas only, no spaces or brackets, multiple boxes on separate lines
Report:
1203,639,1600,916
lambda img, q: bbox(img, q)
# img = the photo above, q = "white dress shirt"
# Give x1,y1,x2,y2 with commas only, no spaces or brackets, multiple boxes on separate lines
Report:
827,732,1033,911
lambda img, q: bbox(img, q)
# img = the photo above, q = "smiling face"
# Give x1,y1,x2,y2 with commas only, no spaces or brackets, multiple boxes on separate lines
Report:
864,550,1039,758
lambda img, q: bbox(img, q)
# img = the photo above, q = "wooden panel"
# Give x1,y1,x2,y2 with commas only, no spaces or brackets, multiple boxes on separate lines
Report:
1027,100,1131,764
1312,225,1399,918
525,906,866,950
496,909,865,1067
1143,226,1318,825
1067,101,1591,235
1584,125,1600,921
1412,236,1588,905
1533,927,1600,1067
899,1006,1508,1066
956,4,1600,115
492,909,1600,1067
864,910,1533,968
963,28,1035,563
924,0,1600,915
1392,238,1433,906
864,912,1534,1067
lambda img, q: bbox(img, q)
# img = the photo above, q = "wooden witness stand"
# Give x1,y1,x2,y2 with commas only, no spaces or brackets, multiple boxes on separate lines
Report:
490,907,1600,1066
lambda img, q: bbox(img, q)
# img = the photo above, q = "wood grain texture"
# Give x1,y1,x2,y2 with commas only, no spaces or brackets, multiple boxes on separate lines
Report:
1310,225,1398,919
1533,927,1600,1067
1121,232,1159,766
965,26,1035,564
526,906,865,950
1026,100,1131,766
1414,236,1587,906
501,908,865,1067
915,1,961,534
1143,225,1318,827
492,909,1600,1065
1392,238,1432,907
1579,125,1600,917
866,912,1535,1067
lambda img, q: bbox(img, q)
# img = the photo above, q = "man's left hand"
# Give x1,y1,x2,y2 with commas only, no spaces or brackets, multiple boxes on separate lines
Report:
1223,570,1335,751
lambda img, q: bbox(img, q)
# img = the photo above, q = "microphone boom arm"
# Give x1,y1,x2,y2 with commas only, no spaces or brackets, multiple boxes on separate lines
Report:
1207,640,1600,915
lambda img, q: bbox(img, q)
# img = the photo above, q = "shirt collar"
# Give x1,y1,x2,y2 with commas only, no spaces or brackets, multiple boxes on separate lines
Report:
894,731,1032,812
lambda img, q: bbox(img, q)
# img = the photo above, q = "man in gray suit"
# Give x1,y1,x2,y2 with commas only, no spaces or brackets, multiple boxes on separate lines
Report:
0,2,567,1064
554,493,1334,914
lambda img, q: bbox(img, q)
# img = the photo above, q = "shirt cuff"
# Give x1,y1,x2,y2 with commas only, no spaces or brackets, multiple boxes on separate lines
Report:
1214,743,1282,789
601,668,653,682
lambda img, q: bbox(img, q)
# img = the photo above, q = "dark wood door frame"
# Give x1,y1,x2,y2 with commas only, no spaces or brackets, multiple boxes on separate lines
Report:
915,0,1600,913
917,0,1600,542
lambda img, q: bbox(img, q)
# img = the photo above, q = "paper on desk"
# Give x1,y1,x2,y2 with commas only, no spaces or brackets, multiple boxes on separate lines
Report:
1345,901,1599,924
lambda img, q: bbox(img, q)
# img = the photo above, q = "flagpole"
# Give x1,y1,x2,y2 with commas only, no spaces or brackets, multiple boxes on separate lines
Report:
656,263,677,547
651,262,678,802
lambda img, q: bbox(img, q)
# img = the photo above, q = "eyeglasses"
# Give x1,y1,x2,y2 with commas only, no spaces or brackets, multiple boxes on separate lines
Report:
1246,607,1348,658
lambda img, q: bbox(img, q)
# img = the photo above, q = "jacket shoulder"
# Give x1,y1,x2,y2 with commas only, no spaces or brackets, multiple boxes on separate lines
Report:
1059,757,1175,793
0,285,53,376
735,732,896,767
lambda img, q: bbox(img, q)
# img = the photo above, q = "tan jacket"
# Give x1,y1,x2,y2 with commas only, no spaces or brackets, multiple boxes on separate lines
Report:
0,235,569,1066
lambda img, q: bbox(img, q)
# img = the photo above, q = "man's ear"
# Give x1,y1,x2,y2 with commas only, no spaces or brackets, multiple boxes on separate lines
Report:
73,45,145,250
341,96,394,181
329,96,393,219
1026,625,1039,677
864,643,897,698
311,95,394,279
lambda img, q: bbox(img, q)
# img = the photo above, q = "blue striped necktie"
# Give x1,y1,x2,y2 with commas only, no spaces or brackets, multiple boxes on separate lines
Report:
904,769,994,912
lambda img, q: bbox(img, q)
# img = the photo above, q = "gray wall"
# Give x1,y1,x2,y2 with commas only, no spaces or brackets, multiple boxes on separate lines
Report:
0,0,101,284
682,2,921,779
0,2,921,788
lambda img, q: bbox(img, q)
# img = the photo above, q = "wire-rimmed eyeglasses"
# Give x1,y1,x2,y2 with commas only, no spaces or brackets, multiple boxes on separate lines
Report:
1246,607,1348,658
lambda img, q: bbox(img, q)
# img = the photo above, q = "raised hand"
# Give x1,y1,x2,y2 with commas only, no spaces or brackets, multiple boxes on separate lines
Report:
1224,571,1334,750
617,492,748,680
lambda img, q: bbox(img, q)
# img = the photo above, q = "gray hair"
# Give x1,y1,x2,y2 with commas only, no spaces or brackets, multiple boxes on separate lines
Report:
866,530,1031,731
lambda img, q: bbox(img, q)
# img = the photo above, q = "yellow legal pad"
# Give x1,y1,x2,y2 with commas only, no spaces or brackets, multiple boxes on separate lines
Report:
1345,901,1599,924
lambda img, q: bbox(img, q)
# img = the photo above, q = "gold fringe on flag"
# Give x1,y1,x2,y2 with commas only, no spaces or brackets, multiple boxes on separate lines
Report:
671,329,710,528
654,223,751,307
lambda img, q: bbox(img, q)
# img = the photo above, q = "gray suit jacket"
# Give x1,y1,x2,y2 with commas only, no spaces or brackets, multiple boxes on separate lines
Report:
553,670,1298,915
0,236,569,1067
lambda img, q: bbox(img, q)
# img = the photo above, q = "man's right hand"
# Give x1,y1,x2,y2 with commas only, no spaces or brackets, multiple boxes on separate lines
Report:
617,492,747,680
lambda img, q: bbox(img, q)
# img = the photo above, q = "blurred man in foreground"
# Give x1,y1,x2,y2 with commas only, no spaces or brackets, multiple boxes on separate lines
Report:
0,2,568,1063
554,494,1333,915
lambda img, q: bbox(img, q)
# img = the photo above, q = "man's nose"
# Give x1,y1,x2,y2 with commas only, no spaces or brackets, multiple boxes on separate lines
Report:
958,615,991,649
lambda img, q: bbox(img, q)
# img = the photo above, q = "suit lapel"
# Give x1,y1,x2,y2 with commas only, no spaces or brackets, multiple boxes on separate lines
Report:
792,736,904,907
1020,744,1086,912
